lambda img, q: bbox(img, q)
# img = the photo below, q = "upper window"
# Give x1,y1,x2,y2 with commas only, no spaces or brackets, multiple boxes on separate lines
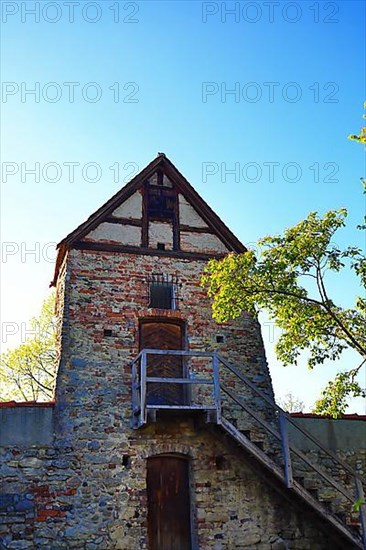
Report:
148,186,176,220
148,274,179,310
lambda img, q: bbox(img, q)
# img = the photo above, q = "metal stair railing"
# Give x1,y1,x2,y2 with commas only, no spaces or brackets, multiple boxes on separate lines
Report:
131,349,366,548
218,354,366,548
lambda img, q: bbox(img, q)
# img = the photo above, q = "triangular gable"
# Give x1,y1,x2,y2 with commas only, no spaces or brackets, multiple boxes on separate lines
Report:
51,154,246,286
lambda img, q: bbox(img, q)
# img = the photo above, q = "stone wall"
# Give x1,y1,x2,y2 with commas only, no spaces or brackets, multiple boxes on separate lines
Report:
0,442,78,549
0,404,53,447
288,415,366,510
289,415,366,453
1,402,364,549
0,413,348,549
54,249,274,445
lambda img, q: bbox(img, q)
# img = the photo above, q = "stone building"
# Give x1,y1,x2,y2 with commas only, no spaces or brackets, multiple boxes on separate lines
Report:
0,154,365,549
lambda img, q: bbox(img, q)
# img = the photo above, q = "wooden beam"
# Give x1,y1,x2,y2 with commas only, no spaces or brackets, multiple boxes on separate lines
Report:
105,216,142,226
73,241,225,261
180,225,215,234
142,181,149,248
162,159,247,253
173,190,180,251
157,167,164,186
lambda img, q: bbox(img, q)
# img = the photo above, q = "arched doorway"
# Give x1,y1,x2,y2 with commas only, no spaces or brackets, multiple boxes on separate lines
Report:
147,454,192,550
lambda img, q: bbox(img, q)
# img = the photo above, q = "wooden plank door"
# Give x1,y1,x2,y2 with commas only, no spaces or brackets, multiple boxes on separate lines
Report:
147,456,192,550
140,321,185,405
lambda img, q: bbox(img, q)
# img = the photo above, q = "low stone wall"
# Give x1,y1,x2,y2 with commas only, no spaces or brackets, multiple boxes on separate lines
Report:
0,403,54,447
289,414,366,475
0,406,364,549
289,414,366,453
0,407,346,550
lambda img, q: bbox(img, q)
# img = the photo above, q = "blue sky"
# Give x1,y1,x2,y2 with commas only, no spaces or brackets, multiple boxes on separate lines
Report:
1,0,365,411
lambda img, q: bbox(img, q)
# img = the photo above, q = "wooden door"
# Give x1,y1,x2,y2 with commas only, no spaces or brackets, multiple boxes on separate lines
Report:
147,455,192,550
140,321,185,405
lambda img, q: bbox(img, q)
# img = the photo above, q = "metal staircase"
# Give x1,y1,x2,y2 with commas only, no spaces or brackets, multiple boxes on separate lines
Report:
131,349,366,549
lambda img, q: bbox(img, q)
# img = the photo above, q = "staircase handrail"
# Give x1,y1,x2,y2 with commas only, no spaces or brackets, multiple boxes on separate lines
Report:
218,354,365,484
221,384,356,503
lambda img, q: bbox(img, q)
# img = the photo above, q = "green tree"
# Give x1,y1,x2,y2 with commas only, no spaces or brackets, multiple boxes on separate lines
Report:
202,208,366,417
0,293,57,401
348,101,366,145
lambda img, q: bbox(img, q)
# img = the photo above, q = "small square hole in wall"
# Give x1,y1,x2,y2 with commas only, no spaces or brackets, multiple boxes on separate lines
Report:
122,455,130,467
215,455,228,470
103,329,113,338
157,242,165,250
216,334,225,344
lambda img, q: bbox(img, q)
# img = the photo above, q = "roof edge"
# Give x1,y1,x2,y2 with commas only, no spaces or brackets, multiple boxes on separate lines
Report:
50,153,247,286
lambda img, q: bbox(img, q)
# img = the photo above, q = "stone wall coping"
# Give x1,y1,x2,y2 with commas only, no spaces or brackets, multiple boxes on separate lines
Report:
0,401,55,408
290,412,366,421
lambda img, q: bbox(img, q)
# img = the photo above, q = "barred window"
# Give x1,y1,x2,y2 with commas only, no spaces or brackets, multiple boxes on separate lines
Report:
147,274,179,310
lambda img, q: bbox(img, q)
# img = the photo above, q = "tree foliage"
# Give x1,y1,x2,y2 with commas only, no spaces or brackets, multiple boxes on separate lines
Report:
348,101,366,145
0,293,57,401
202,209,366,417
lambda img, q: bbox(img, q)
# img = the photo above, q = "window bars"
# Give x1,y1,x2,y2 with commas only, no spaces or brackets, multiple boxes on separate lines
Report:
147,274,179,310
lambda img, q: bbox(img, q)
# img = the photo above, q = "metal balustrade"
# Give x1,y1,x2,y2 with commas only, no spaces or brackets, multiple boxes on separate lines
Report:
131,348,366,549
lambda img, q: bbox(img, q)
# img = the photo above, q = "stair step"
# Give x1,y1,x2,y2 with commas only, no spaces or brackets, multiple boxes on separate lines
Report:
346,523,362,536
349,512,362,526
320,500,333,512
303,478,319,490
334,511,347,523
252,440,265,451
317,488,338,501
307,488,319,499
267,451,282,463
217,410,360,547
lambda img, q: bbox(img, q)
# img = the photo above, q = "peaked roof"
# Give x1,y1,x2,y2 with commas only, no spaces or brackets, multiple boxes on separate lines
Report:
51,153,246,286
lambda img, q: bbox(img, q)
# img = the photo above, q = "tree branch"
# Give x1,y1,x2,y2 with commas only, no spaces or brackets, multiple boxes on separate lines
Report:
315,260,366,356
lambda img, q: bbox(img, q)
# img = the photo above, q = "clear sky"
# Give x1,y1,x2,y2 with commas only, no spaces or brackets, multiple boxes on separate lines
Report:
1,0,365,412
